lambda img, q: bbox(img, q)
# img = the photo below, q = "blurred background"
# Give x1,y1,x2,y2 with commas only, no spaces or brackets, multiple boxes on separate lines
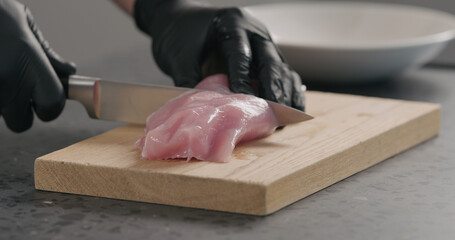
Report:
19,0,455,86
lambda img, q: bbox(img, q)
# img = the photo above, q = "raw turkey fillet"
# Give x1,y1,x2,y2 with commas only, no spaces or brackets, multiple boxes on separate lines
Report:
135,74,279,162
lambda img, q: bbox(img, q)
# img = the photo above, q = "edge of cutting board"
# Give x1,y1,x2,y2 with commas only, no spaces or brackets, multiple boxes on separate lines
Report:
34,91,441,215
264,105,440,214
35,159,268,214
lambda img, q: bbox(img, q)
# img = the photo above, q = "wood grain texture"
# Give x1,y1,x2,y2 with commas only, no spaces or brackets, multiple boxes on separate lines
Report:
34,91,441,215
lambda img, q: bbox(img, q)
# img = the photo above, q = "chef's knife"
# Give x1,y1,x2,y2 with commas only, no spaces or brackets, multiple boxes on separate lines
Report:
62,75,313,126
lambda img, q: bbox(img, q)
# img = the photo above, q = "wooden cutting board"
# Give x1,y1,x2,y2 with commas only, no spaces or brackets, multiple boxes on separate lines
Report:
34,91,440,215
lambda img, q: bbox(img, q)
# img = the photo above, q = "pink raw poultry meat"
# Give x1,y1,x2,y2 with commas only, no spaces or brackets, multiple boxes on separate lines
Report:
135,74,279,162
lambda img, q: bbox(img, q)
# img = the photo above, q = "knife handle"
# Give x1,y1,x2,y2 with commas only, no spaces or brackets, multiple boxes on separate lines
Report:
60,75,101,118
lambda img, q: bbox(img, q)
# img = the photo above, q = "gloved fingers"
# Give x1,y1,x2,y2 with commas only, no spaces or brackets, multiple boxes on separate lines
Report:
290,70,306,111
215,10,254,95
250,36,290,105
252,38,305,110
201,49,227,78
20,8,66,121
249,26,305,110
272,43,306,110
171,63,203,88
45,49,76,78
25,42,66,122
151,38,202,88
173,75,200,88
2,97,34,133
25,7,76,78
1,52,36,132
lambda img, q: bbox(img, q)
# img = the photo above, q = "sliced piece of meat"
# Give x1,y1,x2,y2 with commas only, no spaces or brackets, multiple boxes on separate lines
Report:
135,74,278,162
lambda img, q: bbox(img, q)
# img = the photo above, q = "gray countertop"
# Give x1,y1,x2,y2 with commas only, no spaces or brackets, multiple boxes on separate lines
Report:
2,0,455,239
2,67,455,240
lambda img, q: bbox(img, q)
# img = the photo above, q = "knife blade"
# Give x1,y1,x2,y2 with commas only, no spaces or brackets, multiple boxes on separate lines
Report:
62,75,313,126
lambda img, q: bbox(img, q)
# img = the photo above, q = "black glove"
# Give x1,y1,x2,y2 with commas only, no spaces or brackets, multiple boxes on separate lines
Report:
0,0,76,132
134,0,305,110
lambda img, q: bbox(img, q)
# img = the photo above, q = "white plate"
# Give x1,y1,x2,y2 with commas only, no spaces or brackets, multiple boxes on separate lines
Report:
246,2,455,83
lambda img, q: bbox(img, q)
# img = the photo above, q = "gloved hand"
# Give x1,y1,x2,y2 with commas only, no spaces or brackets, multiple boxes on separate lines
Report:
0,0,76,132
134,0,305,110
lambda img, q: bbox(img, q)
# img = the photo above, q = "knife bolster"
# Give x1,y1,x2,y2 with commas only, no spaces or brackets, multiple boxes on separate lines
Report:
68,75,100,119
